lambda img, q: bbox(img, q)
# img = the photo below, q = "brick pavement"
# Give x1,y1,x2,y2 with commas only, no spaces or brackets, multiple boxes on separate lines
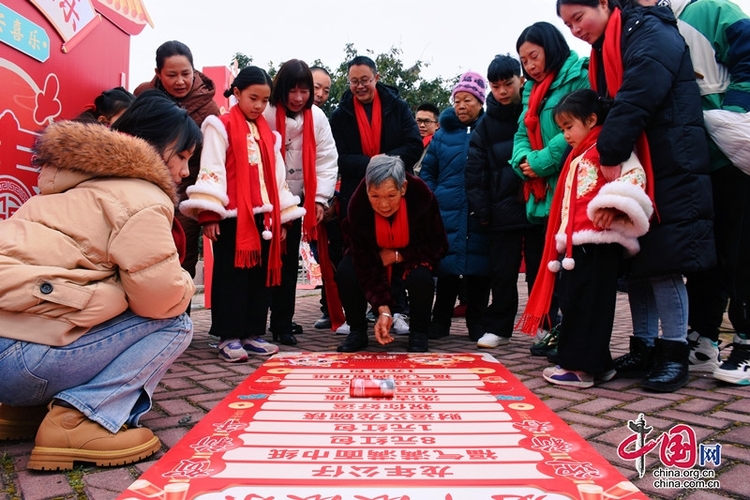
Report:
2,282,749,500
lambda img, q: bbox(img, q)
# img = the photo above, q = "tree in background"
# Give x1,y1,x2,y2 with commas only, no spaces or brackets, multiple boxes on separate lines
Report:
243,45,453,117
232,52,253,69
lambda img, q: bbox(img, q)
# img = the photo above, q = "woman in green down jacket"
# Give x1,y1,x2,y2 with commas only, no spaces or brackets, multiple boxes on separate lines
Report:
510,21,589,355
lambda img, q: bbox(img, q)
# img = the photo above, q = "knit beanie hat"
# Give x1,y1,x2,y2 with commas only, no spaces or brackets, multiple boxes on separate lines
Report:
452,71,486,105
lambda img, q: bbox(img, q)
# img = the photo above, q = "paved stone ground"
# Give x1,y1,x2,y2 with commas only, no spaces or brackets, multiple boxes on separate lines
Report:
2,280,749,500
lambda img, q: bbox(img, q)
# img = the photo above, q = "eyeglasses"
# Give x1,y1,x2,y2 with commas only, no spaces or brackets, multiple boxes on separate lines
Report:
348,77,374,87
416,118,437,125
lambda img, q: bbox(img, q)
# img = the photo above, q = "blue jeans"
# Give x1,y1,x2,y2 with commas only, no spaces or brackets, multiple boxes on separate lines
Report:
628,274,688,345
0,311,192,433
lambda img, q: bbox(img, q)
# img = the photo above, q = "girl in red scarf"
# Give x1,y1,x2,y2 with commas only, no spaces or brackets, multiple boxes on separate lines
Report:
518,89,652,388
263,60,339,346
180,67,306,362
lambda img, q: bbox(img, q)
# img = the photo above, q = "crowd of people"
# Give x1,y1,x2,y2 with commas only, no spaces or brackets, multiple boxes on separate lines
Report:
1,0,748,472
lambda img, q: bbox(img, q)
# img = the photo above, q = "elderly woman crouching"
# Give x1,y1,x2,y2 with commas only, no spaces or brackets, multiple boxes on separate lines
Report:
336,154,448,352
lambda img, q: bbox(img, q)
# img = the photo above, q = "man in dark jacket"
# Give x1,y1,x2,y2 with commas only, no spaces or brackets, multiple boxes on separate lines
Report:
465,54,532,349
330,56,423,219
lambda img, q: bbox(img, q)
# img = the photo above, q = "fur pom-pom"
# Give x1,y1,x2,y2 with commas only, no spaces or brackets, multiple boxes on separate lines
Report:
262,230,273,240
548,260,562,273
562,257,576,270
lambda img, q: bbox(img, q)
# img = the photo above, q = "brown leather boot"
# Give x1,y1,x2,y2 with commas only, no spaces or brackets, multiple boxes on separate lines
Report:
0,403,48,441
28,404,161,470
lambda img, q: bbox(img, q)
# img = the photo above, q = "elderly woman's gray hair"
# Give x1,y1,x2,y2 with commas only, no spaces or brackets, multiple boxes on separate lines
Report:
365,154,406,189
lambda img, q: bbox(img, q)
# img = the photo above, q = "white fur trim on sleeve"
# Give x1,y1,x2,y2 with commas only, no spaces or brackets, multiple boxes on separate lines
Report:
201,115,227,141
587,180,653,238
185,183,229,206
280,205,306,224
179,197,232,220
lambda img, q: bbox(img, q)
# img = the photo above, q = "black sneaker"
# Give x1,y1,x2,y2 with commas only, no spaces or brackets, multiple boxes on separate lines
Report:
713,334,750,385
313,315,331,329
291,322,303,335
530,328,559,356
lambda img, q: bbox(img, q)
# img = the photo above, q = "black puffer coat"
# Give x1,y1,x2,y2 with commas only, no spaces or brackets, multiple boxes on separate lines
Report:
330,83,423,218
465,93,529,232
592,5,715,277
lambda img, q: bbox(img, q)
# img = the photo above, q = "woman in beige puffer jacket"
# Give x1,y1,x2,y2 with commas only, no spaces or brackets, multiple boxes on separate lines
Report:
0,92,200,471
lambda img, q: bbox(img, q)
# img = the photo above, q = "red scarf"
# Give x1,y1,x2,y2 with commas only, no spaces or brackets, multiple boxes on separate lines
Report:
522,73,555,203
228,104,282,286
516,126,601,335
275,104,318,241
316,221,346,331
353,91,382,157
589,7,656,214
375,198,410,283
172,217,186,264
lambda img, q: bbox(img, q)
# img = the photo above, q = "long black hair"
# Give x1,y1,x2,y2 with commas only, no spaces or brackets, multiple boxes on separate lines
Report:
516,22,571,81
111,89,201,159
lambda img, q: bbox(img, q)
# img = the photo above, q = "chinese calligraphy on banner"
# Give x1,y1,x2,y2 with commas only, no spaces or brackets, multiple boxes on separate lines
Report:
120,352,646,500
28,0,98,42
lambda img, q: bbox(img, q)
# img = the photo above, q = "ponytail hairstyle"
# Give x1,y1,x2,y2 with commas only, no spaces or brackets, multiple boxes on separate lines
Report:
224,66,273,98
553,88,611,125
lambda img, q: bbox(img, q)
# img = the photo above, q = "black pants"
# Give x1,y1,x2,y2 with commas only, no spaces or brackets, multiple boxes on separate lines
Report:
483,228,528,337
431,274,490,339
209,217,272,341
270,217,302,335
556,243,621,374
336,255,434,335
686,165,750,340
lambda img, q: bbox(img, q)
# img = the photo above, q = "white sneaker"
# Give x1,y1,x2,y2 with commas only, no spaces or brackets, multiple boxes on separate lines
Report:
391,313,410,335
687,330,721,373
241,337,279,355
218,338,249,362
477,333,510,349
335,322,350,335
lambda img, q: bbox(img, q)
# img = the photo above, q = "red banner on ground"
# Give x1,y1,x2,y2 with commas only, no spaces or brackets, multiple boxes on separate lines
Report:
120,352,645,500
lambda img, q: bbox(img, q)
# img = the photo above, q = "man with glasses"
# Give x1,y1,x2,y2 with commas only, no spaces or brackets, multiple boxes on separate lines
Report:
414,102,441,174
330,56,423,219
416,103,441,144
